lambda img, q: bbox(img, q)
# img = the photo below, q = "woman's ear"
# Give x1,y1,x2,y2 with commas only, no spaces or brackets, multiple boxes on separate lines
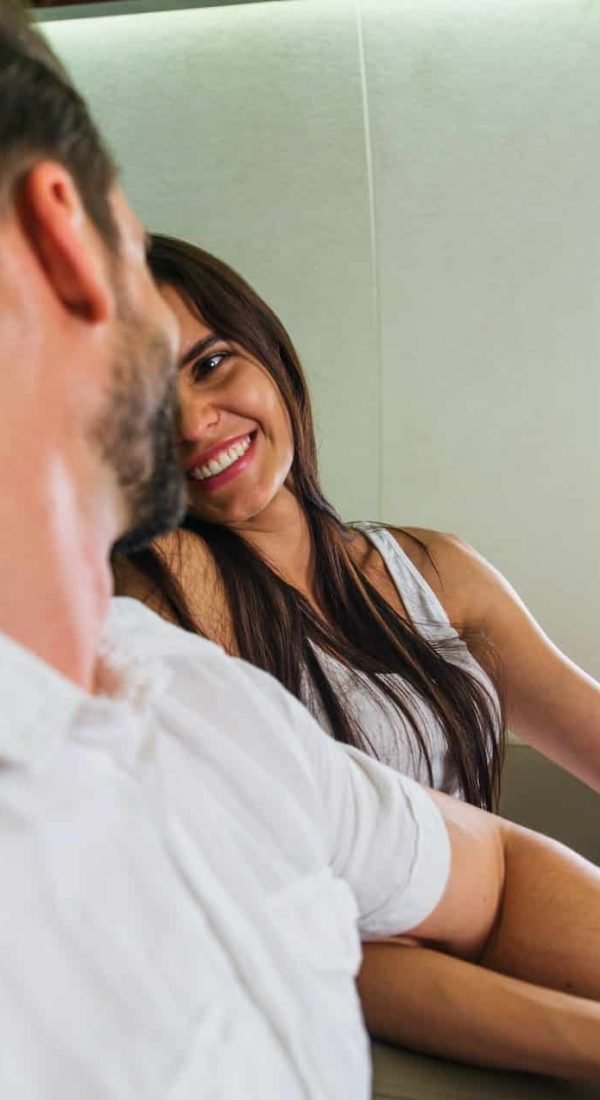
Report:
16,160,113,324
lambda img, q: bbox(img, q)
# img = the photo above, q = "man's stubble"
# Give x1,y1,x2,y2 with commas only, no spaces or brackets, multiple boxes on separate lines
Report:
97,283,186,555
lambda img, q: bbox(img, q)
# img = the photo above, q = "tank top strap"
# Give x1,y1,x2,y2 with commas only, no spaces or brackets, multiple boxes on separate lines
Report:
356,524,456,641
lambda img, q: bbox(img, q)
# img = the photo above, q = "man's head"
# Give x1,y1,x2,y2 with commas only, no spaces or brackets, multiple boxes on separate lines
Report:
0,1,185,552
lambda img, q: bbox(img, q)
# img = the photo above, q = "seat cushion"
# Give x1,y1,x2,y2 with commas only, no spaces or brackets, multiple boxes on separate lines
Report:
500,742,600,865
371,1041,600,1099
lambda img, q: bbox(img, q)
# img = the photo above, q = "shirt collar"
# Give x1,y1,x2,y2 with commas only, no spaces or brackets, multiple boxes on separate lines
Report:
0,629,88,767
0,605,175,768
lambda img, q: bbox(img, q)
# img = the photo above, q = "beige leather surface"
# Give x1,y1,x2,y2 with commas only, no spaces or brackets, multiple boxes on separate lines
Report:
371,1042,600,1100
500,742,599,864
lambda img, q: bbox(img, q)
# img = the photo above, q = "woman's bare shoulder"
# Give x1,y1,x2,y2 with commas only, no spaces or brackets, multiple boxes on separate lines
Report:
112,550,173,619
113,528,237,651
384,524,461,571
112,529,198,626
157,527,223,590
384,525,478,628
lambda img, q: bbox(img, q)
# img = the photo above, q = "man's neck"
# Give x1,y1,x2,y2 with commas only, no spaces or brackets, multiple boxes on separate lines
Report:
0,222,125,693
0,457,116,694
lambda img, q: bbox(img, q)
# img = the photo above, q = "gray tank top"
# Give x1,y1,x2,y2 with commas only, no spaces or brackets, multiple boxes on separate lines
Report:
301,525,500,797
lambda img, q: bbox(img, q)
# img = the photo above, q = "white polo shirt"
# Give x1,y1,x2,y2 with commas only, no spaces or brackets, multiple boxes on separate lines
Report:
0,597,450,1099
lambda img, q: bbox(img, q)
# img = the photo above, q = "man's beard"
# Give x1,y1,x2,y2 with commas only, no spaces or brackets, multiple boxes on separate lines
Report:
95,291,186,556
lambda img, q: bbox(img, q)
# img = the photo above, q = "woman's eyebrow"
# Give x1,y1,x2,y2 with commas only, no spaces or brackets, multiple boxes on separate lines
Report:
180,334,220,369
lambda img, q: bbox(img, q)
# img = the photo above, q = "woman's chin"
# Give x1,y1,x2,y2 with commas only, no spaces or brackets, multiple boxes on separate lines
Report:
185,490,266,528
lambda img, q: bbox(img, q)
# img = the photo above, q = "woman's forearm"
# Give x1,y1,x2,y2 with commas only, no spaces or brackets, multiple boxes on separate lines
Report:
358,940,600,1080
481,820,600,1000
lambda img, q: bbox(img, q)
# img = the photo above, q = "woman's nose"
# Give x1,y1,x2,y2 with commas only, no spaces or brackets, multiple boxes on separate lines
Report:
177,390,220,444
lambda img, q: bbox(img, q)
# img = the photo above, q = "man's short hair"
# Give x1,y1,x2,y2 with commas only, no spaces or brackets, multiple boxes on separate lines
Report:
0,0,117,244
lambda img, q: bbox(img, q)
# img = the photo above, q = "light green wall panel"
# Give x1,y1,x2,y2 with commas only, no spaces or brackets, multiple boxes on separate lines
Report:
43,0,381,521
361,0,600,676
41,0,600,679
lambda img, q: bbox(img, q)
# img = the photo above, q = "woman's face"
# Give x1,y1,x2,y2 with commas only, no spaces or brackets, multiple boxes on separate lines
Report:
162,284,295,527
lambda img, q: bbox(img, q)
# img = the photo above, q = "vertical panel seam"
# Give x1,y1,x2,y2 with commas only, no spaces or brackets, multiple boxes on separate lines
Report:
355,0,383,520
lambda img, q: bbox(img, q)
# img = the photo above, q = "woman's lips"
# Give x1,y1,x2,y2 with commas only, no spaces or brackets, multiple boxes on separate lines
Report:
184,431,252,473
186,431,257,493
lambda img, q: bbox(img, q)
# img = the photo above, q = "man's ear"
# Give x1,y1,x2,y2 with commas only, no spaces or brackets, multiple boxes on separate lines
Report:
17,161,114,324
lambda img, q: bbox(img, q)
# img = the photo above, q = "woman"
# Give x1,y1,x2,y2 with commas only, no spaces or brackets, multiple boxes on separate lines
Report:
117,234,600,802
115,234,600,1077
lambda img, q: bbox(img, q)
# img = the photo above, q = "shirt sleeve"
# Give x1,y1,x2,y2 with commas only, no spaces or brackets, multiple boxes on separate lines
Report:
271,682,451,939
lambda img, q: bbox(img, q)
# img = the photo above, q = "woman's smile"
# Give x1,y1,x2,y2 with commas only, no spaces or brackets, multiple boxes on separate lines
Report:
186,430,257,492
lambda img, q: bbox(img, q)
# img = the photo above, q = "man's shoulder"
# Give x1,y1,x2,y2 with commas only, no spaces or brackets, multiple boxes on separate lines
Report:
107,597,328,809
107,595,316,747
107,595,222,657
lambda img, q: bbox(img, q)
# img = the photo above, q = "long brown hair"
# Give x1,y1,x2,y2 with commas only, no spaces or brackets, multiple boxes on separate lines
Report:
126,234,505,809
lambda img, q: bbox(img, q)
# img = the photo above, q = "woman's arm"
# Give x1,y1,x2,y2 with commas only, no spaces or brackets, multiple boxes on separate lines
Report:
394,527,600,793
359,940,600,1080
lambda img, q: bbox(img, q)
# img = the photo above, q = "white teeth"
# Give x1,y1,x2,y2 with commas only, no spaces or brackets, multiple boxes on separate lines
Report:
189,434,252,482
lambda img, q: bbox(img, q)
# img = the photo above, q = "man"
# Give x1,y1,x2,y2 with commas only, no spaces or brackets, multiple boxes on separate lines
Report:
0,3,598,1095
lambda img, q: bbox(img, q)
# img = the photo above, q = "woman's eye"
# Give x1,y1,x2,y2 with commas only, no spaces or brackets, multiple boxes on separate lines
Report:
191,351,228,382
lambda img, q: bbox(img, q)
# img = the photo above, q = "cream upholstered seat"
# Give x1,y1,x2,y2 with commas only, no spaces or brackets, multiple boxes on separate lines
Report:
500,742,599,865
371,1042,600,1100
